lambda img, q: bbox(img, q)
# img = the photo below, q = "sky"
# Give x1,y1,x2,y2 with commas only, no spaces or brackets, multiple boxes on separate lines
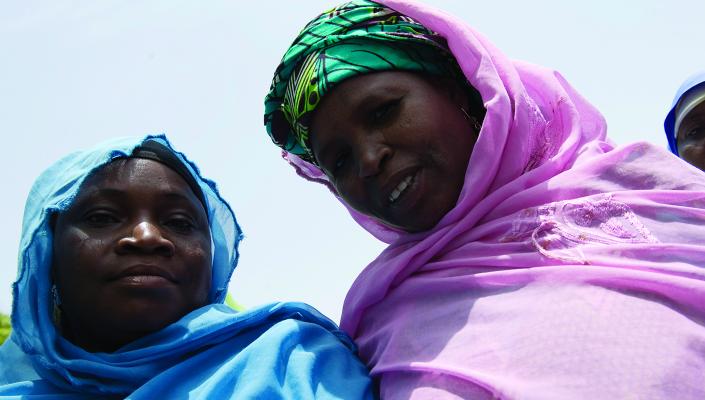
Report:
1,0,704,321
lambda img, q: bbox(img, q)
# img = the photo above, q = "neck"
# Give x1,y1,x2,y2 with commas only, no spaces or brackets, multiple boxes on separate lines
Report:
60,314,149,353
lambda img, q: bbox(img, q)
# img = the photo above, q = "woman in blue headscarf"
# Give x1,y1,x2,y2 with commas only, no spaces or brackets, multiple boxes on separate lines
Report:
664,71,705,171
0,135,373,399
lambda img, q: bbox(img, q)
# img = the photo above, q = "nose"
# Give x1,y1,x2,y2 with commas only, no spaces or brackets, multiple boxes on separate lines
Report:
357,138,392,179
116,221,175,256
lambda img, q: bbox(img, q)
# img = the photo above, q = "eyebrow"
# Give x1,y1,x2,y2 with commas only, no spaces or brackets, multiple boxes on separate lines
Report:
74,188,200,206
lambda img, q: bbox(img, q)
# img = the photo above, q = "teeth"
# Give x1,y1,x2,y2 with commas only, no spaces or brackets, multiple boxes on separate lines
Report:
389,175,414,203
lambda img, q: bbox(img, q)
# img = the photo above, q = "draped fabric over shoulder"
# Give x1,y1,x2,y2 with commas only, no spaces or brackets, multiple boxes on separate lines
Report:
266,1,705,398
0,135,373,399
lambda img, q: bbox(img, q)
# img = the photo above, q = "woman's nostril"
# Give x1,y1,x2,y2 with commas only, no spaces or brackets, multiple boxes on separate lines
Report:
116,221,175,256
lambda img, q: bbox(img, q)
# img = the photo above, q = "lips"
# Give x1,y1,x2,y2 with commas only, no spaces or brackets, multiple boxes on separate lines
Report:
389,175,414,203
381,166,421,207
111,264,177,284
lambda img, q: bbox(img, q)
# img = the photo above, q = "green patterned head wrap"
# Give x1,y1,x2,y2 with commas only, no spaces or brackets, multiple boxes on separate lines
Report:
264,0,463,163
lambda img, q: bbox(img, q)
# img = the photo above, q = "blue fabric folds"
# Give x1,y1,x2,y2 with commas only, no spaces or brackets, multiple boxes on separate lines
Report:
0,135,373,399
664,70,705,155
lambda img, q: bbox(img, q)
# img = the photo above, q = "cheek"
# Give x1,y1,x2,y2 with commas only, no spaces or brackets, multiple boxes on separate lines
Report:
52,230,111,319
680,144,705,170
695,136,705,149
180,239,212,293
53,228,104,278
427,116,473,169
404,97,466,153
334,181,369,211
681,138,705,155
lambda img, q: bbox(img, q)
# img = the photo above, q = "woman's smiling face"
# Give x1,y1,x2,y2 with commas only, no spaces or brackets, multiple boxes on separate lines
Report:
310,71,477,232
52,158,211,352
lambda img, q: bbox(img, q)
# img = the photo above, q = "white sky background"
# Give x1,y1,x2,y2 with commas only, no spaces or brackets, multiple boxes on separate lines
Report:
1,1,704,320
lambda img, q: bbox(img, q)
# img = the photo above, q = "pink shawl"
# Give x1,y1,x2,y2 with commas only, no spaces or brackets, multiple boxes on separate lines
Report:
286,1,705,398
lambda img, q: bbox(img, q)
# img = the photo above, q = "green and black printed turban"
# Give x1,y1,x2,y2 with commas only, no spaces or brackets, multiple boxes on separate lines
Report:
263,0,462,163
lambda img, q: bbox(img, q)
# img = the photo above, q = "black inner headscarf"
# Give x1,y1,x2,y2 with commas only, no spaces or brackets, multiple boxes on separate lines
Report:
130,140,207,211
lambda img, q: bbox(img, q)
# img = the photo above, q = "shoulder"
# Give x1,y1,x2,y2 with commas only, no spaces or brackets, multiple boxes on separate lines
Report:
0,336,41,386
232,302,366,373
250,318,374,399
132,303,375,399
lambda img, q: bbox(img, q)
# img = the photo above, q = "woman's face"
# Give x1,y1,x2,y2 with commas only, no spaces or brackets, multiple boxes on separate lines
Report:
677,101,705,171
52,158,211,352
310,71,477,232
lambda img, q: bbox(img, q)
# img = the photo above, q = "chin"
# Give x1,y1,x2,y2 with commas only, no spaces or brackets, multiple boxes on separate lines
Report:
408,208,454,232
130,314,179,334
395,216,441,233
118,302,193,332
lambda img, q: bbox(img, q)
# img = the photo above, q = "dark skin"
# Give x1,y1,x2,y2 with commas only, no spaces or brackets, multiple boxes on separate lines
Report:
52,158,211,353
677,101,705,171
310,71,481,232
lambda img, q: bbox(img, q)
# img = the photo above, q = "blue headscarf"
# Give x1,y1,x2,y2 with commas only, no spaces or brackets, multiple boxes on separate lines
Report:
664,71,705,155
0,135,373,399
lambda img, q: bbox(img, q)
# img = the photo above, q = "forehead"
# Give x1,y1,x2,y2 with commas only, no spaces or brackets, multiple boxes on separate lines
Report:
679,101,705,131
684,101,705,118
76,158,197,201
320,71,427,105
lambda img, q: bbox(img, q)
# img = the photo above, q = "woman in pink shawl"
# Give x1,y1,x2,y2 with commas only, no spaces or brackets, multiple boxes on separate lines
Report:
264,1,705,398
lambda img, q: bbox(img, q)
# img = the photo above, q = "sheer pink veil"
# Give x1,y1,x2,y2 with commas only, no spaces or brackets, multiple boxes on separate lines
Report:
284,2,705,396
285,0,630,327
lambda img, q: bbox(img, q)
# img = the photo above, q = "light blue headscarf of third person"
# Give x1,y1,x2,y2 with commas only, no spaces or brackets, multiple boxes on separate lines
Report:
0,135,373,399
664,71,705,155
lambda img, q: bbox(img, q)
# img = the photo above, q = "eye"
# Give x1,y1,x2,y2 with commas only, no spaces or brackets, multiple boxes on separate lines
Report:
164,214,196,233
322,149,350,178
333,151,349,172
684,127,705,141
371,99,400,124
84,210,120,226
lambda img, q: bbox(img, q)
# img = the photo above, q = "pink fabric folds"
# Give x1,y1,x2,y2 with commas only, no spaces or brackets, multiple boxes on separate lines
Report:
285,0,705,398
